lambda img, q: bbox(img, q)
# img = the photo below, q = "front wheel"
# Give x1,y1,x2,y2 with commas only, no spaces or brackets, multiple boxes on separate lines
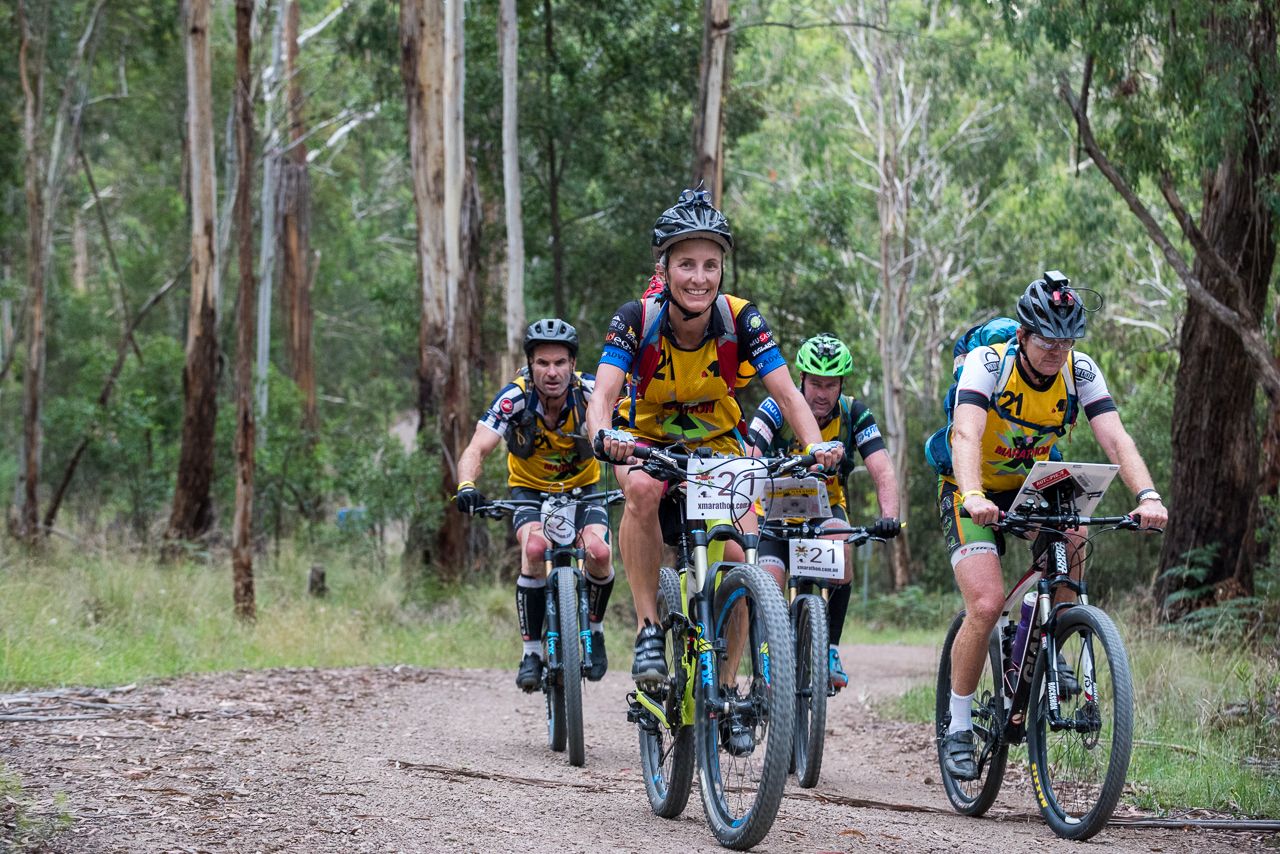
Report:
695,564,796,851
556,568,586,767
1027,605,1133,840
935,610,1008,816
638,567,695,818
791,593,829,789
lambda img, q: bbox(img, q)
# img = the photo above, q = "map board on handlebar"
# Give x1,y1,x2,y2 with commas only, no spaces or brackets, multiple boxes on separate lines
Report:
1010,461,1120,516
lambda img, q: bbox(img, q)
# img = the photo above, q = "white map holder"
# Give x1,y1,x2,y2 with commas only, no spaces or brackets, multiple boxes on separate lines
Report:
762,476,832,521
685,457,767,520
541,497,578,546
789,537,845,580
1009,461,1120,516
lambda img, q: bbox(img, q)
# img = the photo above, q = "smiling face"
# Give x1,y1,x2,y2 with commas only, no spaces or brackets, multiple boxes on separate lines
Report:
529,343,575,401
664,238,724,315
802,374,843,421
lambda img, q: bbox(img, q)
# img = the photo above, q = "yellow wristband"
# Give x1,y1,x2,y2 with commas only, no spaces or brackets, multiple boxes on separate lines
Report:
456,480,475,491
958,489,985,505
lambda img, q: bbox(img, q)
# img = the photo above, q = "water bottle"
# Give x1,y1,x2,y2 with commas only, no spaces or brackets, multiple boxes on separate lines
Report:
1005,591,1036,690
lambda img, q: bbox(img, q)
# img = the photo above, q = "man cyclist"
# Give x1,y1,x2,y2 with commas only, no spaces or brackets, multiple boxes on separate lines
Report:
938,272,1167,780
586,186,843,686
747,332,901,690
455,319,616,691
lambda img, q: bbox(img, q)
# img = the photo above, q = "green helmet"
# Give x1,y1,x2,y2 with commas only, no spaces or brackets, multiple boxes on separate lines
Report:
794,333,853,377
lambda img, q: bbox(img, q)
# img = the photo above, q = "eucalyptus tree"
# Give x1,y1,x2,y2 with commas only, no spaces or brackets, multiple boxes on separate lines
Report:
693,0,732,204
166,0,220,549
1001,1,1279,615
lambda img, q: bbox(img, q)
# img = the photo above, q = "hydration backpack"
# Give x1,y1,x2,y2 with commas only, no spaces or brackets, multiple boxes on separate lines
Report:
923,320,1073,476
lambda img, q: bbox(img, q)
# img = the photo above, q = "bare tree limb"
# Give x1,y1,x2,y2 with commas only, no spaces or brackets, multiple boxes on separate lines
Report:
1058,73,1280,400
1157,171,1251,313
78,145,141,360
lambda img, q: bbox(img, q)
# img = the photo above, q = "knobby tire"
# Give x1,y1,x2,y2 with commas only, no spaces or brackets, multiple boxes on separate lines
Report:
791,594,828,789
638,566,695,818
696,563,795,851
1027,604,1133,840
557,569,586,767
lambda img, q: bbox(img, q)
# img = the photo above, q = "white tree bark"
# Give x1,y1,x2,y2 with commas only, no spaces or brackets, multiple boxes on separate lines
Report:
256,0,285,424
499,0,525,378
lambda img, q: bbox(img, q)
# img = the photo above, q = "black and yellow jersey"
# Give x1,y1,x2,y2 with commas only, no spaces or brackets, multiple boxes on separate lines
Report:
599,293,786,449
747,394,885,509
478,372,600,490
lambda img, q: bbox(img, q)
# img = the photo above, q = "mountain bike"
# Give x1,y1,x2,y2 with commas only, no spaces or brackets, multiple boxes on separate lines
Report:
620,444,809,851
759,517,875,789
935,472,1157,840
475,487,623,768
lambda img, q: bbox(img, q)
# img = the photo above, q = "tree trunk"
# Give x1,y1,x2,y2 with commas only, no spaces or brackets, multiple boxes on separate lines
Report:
232,0,258,620
257,0,286,424
166,0,220,551
400,0,473,581
499,0,525,381
542,0,565,319
1157,159,1278,612
281,0,317,437
692,0,730,205
19,0,47,544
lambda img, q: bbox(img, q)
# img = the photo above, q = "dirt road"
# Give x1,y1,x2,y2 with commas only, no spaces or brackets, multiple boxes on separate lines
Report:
1,644,1270,852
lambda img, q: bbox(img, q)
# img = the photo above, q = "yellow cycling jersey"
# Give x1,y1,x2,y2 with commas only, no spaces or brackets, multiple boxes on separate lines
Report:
601,294,786,448
479,372,600,491
947,342,1074,492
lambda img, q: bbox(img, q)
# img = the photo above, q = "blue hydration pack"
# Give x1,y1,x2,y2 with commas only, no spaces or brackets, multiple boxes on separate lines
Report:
923,317,1065,476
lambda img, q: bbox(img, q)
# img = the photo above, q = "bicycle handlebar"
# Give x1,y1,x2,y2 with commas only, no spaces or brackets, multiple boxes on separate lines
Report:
472,488,625,519
760,521,876,545
959,506,1162,534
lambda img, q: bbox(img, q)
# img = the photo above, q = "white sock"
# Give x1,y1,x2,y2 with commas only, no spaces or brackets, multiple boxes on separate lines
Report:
589,621,603,633
948,690,974,734
522,640,541,657
828,644,839,653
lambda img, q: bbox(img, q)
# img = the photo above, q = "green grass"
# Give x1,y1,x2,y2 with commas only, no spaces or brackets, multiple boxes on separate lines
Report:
878,618,1280,819
0,542,576,687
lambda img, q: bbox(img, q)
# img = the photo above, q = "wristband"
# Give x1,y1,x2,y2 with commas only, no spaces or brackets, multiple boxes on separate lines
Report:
456,480,476,491
958,489,985,505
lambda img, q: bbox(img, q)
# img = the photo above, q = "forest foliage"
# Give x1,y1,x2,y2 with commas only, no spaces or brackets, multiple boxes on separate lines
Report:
0,0,1274,625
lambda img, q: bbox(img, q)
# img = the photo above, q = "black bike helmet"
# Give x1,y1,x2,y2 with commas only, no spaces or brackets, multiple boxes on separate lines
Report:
1016,270,1086,339
523,318,579,358
651,184,734,260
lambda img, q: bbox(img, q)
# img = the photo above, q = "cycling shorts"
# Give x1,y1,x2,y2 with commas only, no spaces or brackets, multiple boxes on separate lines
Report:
511,485,609,534
937,479,1021,568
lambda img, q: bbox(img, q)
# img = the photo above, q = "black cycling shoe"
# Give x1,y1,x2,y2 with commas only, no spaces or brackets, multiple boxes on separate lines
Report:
1057,652,1081,698
941,729,979,781
719,703,756,757
516,653,544,693
631,623,668,686
586,631,607,682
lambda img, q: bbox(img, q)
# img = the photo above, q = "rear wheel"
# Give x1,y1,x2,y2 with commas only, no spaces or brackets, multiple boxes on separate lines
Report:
695,564,795,850
791,593,828,789
556,568,586,767
638,567,695,818
1027,605,1133,841
935,610,1008,816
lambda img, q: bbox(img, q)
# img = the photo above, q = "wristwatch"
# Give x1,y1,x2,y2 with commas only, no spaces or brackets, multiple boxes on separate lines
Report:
1136,488,1162,503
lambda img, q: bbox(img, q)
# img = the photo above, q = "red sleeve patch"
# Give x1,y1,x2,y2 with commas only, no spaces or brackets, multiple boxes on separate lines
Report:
499,397,514,414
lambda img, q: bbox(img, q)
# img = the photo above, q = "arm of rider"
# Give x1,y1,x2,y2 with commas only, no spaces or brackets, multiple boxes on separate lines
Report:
585,362,635,463
455,425,502,513
763,367,844,472
1089,410,1168,530
863,448,902,537
951,402,1000,526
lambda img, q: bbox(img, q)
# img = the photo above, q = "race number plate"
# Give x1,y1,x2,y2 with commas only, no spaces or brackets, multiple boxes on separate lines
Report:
789,538,845,580
762,477,831,520
685,458,765,520
541,498,577,546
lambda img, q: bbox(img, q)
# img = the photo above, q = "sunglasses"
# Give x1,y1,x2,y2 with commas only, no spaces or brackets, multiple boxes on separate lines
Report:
1029,334,1074,352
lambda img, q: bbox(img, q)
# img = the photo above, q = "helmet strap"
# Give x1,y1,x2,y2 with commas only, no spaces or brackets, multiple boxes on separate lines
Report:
1016,344,1056,388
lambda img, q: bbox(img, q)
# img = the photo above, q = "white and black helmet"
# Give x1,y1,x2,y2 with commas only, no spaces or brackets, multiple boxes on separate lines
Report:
1017,271,1087,339
651,185,734,260
523,318,579,358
